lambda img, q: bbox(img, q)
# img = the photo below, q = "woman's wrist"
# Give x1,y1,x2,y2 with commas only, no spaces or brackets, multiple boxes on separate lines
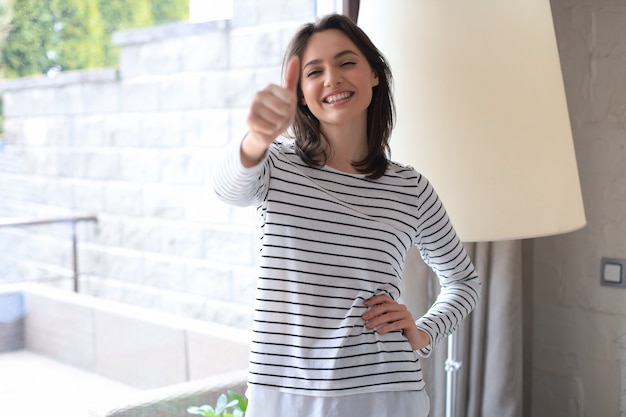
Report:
240,132,269,167
406,326,430,351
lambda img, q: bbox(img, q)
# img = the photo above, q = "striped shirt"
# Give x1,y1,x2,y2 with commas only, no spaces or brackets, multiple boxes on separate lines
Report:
213,139,480,396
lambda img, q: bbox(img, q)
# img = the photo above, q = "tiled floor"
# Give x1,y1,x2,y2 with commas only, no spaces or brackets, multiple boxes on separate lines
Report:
0,350,140,417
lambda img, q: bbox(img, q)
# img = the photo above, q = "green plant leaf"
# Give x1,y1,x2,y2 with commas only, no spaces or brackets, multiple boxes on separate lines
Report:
187,405,217,417
188,390,247,417
215,393,239,414
227,390,248,412
216,400,239,414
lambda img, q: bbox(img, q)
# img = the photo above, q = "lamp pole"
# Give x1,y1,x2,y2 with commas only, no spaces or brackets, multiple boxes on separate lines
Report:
445,333,462,417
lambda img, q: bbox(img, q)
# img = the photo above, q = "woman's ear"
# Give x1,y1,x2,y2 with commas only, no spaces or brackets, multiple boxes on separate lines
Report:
371,71,379,87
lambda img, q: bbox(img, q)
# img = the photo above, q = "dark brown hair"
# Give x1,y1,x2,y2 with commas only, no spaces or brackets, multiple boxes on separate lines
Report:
283,14,395,179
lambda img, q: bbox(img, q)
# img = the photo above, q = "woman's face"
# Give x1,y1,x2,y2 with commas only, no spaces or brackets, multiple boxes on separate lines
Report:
299,29,379,129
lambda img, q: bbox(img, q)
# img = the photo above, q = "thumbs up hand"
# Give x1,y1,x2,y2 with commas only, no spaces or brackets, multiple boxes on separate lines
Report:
241,56,301,167
283,55,301,95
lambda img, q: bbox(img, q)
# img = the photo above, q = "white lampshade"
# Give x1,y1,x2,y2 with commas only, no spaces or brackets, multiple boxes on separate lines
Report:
358,0,586,242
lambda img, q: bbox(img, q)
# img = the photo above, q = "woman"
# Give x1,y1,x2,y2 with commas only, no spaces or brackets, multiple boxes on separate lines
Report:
213,13,480,417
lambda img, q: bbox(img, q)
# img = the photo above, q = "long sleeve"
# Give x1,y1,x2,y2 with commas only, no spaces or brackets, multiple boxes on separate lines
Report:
412,176,481,357
212,138,269,208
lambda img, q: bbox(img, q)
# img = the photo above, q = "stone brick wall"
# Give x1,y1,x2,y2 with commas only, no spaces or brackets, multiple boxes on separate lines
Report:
0,1,319,329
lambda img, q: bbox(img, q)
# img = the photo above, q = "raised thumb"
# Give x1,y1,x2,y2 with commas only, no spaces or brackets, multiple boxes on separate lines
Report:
284,56,300,93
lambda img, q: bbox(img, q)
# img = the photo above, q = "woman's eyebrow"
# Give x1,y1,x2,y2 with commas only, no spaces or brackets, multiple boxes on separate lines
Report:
303,49,359,69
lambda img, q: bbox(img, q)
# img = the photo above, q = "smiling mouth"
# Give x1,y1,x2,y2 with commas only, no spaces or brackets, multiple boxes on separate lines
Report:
324,91,354,104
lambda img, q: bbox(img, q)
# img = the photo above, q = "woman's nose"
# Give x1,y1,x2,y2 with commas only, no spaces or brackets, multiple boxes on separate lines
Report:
324,68,343,87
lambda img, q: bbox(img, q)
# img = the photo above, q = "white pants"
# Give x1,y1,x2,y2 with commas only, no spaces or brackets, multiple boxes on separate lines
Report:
245,386,430,417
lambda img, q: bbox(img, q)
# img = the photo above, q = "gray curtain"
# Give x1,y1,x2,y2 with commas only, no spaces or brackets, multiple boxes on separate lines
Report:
403,241,523,417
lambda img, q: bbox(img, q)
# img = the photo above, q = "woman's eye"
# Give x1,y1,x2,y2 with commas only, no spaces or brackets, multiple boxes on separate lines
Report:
306,70,321,77
341,61,356,67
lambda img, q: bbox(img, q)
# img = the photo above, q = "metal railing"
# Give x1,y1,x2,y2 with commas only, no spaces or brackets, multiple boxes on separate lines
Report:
0,213,98,292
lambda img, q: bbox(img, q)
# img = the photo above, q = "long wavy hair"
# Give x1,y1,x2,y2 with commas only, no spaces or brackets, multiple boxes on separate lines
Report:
283,14,395,179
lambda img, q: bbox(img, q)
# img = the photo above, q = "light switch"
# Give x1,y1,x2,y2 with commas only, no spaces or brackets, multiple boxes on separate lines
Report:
601,258,626,288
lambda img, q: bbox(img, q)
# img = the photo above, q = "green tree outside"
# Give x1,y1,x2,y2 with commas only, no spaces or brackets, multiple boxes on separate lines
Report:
0,0,14,135
96,0,154,68
2,0,49,78
47,0,107,74
0,0,13,45
0,0,13,137
0,0,188,78
151,0,189,25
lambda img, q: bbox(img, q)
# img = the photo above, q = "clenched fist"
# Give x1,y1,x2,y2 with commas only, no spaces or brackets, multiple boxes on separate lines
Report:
241,56,301,167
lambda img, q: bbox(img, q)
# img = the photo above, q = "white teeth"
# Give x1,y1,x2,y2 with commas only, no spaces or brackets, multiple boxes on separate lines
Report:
325,92,352,104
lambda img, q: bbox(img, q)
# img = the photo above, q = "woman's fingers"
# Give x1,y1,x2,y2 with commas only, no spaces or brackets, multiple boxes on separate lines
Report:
241,58,300,166
247,83,298,142
364,294,395,307
245,56,300,147
362,295,414,332
362,294,429,350
248,93,287,133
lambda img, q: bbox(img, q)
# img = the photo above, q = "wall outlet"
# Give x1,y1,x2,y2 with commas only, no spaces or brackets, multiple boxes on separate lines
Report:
600,258,626,288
